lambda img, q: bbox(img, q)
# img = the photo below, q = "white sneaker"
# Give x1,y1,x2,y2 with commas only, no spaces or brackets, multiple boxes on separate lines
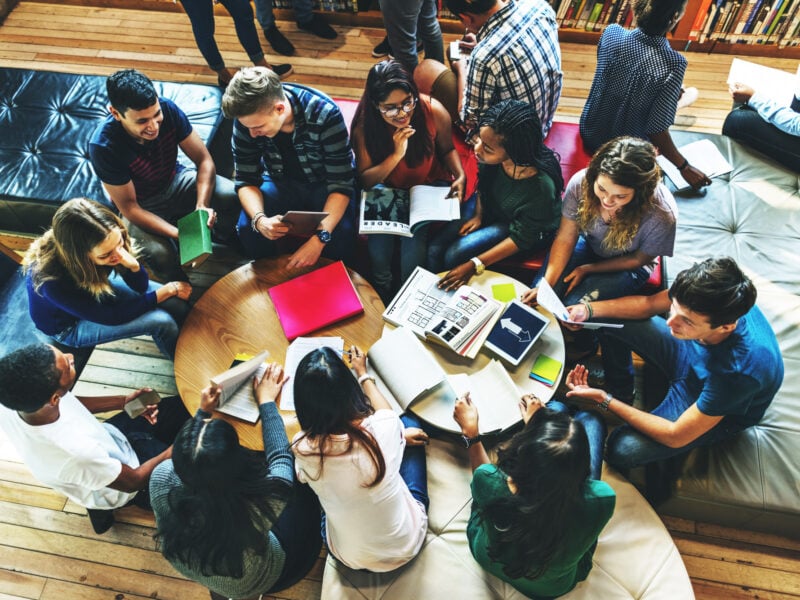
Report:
677,86,699,111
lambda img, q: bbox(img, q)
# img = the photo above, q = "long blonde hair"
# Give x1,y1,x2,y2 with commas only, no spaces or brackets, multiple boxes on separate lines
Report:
23,198,136,299
576,137,663,253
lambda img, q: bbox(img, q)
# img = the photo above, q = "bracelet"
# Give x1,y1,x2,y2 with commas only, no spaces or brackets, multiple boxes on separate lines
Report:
599,392,612,411
357,373,375,386
678,159,689,171
171,282,178,294
251,211,266,232
581,300,594,320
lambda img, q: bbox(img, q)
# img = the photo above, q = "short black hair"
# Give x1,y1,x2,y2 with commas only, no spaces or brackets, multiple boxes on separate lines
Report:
669,257,756,328
445,0,497,17
106,69,158,115
0,344,61,412
633,0,688,36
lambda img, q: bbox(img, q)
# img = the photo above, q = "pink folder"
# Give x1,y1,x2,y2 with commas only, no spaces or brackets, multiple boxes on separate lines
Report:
268,261,365,340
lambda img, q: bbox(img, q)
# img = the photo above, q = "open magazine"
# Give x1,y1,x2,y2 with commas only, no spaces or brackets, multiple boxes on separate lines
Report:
383,267,502,359
359,184,459,237
209,351,269,423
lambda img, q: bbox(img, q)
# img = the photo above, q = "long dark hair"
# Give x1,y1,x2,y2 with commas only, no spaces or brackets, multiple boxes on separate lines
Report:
352,59,433,169
478,99,565,195
155,417,284,577
292,347,386,487
478,408,590,579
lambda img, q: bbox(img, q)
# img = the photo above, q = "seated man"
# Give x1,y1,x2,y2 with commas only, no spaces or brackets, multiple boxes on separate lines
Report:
579,0,711,190
0,343,190,534
414,0,562,137
222,67,357,269
563,257,783,471
89,69,240,282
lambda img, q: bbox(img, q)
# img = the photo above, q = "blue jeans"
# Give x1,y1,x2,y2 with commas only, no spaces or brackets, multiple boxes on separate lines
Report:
379,0,444,69
533,236,650,306
254,0,313,28
236,178,357,263
52,276,183,359
722,104,800,173
547,400,606,482
599,317,748,470
368,225,430,298
179,0,265,71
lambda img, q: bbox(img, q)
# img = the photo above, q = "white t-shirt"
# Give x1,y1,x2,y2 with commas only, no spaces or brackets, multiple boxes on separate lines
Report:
0,391,139,509
293,409,428,572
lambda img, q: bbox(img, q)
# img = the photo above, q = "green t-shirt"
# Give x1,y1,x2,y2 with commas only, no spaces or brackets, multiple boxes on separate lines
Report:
467,464,616,599
478,164,561,251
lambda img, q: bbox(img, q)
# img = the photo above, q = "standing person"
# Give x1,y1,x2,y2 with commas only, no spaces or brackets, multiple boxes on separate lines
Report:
579,0,711,190
430,99,563,291
0,343,189,534
89,69,240,282
254,0,337,57
151,372,322,599
521,137,676,311
453,392,615,598
222,67,357,269
23,199,190,360
352,60,465,300
414,0,562,137
177,0,292,87
292,346,430,572
376,0,444,71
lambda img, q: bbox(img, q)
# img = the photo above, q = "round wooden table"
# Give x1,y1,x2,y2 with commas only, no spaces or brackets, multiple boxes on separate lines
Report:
174,256,385,449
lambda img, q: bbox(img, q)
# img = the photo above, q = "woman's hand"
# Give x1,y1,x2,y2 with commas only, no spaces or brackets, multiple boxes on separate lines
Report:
438,261,475,291
117,247,140,271
155,281,192,303
392,126,416,159
404,426,429,446
565,364,606,405
254,362,289,405
458,215,482,236
199,385,221,413
563,265,591,295
347,345,368,378
519,393,544,425
449,175,466,203
520,287,538,306
453,392,479,438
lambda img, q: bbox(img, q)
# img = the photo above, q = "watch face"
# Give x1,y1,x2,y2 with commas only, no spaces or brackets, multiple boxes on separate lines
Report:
316,229,332,243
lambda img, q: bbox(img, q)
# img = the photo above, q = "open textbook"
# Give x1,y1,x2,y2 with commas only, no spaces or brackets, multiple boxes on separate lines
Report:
727,58,799,108
209,351,269,423
657,139,733,192
383,266,502,359
359,185,460,237
536,280,622,330
368,327,520,434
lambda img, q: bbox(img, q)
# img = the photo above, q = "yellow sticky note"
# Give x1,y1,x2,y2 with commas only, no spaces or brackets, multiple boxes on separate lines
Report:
491,283,517,302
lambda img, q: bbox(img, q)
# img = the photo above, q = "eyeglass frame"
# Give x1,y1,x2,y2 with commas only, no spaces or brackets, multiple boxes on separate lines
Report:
375,95,418,118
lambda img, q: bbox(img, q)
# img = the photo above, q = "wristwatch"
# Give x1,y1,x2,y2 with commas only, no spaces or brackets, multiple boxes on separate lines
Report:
462,433,482,448
599,392,613,411
470,256,485,276
316,229,332,244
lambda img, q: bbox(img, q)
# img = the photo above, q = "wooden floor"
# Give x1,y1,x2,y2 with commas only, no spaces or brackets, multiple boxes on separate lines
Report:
2,2,800,599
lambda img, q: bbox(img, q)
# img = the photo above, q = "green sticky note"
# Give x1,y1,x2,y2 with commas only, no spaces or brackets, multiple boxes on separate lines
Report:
491,283,517,302
530,354,562,385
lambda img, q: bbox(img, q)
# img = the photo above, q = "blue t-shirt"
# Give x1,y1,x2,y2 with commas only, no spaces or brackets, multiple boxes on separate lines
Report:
692,306,783,429
89,98,192,204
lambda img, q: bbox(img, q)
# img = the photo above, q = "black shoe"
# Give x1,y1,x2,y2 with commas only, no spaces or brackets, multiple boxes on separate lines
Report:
87,508,115,534
264,24,295,56
270,63,294,80
297,14,337,39
372,36,391,58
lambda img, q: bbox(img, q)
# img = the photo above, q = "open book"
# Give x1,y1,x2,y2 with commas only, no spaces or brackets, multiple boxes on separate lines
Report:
383,267,502,359
727,58,799,108
657,139,733,192
359,185,459,237
209,351,269,423
368,327,519,434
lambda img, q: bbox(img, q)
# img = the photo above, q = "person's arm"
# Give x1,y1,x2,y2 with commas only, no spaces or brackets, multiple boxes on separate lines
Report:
103,181,179,239
563,249,656,295
78,387,161,422
649,129,711,190
461,53,492,129
453,393,491,472
252,366,294,485
348,345,392,412
352,123,409,189
431,97,466,201
108,447,172,493
567,288,671,323
520,216,580,305
438,237,519,291
179,130,218,228
746,90,800,137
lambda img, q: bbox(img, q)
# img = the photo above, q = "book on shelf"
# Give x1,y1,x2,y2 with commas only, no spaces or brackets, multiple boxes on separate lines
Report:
359,185,459,237
657,139,733,192
177,209,212,268
483,299,550,367
585,0,604,30
382,266,503,359
210,351,269,423
689,0,715,39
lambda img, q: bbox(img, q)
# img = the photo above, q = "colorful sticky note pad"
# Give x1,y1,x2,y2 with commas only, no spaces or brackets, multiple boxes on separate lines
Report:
530,354,563,385
491,283,517,302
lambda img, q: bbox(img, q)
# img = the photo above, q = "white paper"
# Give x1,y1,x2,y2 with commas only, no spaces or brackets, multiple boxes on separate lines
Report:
535,280,623,329
727,58,799,107
281,336,344,411
657,139,733,191
216,362,267,423
446,360,521,434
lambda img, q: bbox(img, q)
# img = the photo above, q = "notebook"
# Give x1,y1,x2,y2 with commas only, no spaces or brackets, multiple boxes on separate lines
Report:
268,261,364,340
177,209,212,268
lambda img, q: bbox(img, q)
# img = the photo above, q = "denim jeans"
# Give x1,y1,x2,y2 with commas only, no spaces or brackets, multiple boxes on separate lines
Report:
598,317,747,470
533,235,651,306
379,0,444,69
179,0,265,71
722,105,800,173
254,0,313,28
368,224,430,298
547,400,606,482
52,275,183,359
236,178,357,264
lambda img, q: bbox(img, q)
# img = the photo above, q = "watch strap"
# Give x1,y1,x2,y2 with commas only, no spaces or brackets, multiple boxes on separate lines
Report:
462,434,482,448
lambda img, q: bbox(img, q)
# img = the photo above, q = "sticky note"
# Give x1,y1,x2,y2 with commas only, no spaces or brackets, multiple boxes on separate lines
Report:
530,354,563,385
491,283,517,302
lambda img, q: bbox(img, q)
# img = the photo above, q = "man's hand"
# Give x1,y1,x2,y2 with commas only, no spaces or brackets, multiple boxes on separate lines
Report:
729,82,755,104
682,165,712,190
404,427,429,446
392,126,416,159
453,392,479,438
519,393,544,425
198,206,217,230
124,388,159,425
256,215,290,240
254,362,289,405
565,364,606,405
346,345,368,378
287,237,324,270
458,215,482,236
562,303,588,331
520,287,538,306
458,32,477,53
199,385,221,413
438,261,474,291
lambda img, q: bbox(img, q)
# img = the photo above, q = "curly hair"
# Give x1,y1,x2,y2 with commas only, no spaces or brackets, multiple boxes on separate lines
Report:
0,344,61,412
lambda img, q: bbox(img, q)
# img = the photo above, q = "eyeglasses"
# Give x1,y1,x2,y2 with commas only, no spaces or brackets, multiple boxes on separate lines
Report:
377,96,418,118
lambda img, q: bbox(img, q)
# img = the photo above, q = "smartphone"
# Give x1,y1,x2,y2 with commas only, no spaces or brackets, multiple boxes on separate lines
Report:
449,40,462,61
124,390,162,418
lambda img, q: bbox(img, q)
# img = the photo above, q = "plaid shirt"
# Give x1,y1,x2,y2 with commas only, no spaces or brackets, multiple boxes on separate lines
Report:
463,0,562,137
232,84,355,197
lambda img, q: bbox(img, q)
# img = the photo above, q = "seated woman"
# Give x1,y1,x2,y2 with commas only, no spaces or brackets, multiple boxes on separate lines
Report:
522,137,676,311
453,392,615,599
724,82,800,173
178,0,292,86
429,99,563,291
292,346,430,572
150,368,322,599
351,59,465,301
23,198,190,359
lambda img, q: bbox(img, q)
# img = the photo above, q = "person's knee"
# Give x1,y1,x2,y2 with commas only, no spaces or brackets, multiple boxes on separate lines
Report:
414,59,448,95
606,428,642,471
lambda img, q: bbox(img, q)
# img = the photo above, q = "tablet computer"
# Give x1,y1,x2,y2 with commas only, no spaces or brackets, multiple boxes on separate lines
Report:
483,299,549,366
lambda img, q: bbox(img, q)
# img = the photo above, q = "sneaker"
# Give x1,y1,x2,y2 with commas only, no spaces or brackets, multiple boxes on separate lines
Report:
264,24,295,56
270,63,294,80
372,36,392,58
297,14,337,40
677,86,699,111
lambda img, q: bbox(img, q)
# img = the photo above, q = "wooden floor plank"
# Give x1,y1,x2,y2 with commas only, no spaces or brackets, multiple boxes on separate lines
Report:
0,570,45,600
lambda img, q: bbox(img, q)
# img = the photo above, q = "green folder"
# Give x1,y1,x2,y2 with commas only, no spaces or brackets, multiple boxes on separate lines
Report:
529,354,563,386
177,209,212,268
